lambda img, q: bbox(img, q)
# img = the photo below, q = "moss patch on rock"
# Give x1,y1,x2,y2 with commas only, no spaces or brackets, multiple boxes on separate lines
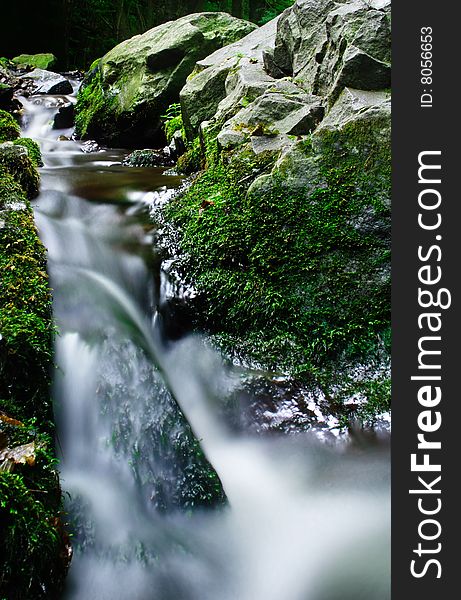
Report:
75,61,116,141
1,127,68,596
0,109,20,143
0,143,40,199
11,53,57,70
163,103,390,418
13,138,43,167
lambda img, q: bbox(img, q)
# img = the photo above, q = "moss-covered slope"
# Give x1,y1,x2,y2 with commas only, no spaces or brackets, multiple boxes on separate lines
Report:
159,1,391,424
0,114,68,598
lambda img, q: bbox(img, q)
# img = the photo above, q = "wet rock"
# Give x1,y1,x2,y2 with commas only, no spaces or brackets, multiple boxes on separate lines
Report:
122,148,175,168
18,69,73,95
168,129,186,160
53,102,75,129
75,12,256,147
0,84,14,111
80,139,101,153
0,442,36,472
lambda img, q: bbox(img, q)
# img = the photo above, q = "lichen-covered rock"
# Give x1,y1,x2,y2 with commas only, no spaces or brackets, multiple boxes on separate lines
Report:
75,12,257,147
18,69,73,95
217,91,324,152
248,87,391,194
11,53,57,70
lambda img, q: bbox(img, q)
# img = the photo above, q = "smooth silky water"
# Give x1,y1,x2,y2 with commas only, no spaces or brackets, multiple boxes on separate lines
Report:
21,94,390,600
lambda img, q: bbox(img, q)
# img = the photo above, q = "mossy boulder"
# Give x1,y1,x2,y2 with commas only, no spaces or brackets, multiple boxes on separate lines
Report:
0,152,68,596
162,1,391,419
75,12,257,147
11,53,57,70
0,142,40,198
0,109,20,143
122,148,174,168
164,93,391,415
12,137,43,167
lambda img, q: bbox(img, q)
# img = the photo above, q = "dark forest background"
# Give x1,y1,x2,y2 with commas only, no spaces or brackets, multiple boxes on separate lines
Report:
2,1,293,70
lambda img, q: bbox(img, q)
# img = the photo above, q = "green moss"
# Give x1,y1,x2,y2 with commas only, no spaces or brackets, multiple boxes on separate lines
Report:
0,161,67,596
0,109,20,143
12,138,43,168
11,53,57,70
0,143,40,199
0,171,53,424
75,62,116,139
164,109,390,417
176,137,204,175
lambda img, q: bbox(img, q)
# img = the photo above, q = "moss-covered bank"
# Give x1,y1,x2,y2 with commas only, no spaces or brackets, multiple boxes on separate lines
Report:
163,103,391,423
0,112,68,598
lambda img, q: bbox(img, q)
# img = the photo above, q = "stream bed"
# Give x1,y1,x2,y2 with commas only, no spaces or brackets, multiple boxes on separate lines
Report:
22,94,390,600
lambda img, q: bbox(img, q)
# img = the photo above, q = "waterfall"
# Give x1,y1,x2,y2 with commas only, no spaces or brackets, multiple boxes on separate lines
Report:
23,93,390,600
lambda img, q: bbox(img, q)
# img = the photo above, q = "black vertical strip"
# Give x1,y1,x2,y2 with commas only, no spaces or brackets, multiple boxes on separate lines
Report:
392,1,459,597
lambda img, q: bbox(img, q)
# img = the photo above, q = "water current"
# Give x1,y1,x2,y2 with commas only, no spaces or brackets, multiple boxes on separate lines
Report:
21,92,390,600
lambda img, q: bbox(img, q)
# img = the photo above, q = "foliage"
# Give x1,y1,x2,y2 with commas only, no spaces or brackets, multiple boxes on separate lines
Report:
258,0,294,24
161,102,184,143
3,1,295,69
0,465,64,599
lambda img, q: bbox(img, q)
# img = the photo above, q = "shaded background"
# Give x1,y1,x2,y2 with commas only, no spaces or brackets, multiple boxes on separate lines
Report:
1,1,293,70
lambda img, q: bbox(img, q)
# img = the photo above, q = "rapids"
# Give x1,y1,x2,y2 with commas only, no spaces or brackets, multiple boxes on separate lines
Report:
21,92,390,600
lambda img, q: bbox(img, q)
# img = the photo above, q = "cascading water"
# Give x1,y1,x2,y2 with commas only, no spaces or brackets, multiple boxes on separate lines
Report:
22,92,390,600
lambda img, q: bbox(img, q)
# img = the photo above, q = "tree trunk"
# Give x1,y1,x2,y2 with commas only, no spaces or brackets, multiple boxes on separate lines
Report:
232,0,242,18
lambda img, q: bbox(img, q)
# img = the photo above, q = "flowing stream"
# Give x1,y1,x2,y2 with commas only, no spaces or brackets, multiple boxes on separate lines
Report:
22,93,390,600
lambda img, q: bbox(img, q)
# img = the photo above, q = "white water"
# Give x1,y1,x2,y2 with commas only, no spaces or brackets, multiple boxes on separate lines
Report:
24,95,390,600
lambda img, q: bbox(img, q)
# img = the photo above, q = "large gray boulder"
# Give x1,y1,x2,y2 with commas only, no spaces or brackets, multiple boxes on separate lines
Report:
180,0,390,151
180,18,279,139
75,12,256,147
271,0,391,102
217,90,324,154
